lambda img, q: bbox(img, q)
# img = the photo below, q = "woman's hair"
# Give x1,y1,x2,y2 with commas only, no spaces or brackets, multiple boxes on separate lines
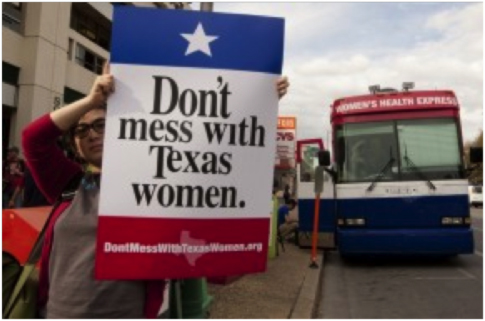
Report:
63,104,107,164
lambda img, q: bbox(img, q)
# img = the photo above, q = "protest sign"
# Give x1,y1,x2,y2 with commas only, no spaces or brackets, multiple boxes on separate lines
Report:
95,7,284,279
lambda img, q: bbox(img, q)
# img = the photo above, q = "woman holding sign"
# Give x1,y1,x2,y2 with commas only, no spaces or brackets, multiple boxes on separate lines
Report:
21,62,289,318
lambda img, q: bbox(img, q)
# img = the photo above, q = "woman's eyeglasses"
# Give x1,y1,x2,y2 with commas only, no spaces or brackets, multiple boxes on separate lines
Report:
73,118,106,139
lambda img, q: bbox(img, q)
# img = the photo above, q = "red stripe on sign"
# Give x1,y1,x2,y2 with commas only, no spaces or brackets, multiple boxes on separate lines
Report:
95,216,270,280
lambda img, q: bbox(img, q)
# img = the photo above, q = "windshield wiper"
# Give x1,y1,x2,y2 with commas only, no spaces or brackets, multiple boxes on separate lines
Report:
367,147,395,192
403,145,436,190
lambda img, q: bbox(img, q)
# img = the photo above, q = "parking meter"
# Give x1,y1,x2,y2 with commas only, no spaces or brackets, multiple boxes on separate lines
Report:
318,149,331,166
315,149,330,194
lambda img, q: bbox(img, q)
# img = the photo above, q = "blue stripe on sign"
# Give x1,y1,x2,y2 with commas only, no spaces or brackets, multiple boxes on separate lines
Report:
111,6,284,74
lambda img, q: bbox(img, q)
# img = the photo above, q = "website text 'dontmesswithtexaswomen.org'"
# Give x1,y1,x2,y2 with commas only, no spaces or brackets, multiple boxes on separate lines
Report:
103,242,264,254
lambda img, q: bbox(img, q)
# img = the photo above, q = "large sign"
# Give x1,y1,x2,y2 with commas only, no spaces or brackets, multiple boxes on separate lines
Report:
275,116,296,169
96,7,284,279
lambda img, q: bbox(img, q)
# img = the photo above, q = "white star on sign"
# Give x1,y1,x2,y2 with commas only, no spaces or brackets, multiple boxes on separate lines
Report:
181,23,219,57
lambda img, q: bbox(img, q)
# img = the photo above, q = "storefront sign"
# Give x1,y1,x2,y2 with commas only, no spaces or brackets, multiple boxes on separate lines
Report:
275,116,296,169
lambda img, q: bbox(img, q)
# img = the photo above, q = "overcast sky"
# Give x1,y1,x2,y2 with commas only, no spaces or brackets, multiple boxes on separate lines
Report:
209,2,483,146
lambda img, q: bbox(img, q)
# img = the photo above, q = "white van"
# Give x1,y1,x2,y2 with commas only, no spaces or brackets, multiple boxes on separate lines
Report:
468,185,483,207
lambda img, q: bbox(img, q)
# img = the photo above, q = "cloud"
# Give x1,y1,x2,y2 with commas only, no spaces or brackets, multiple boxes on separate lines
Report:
425,3,482,34
216,3,354,56
217,3,483,143
297,55,370,76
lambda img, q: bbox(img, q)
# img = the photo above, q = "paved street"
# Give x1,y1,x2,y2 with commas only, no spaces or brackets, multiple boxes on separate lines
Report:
471,207,483,256
318,207,483,319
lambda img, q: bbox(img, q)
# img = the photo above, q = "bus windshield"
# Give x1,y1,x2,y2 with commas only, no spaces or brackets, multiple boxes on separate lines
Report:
336,118,465,183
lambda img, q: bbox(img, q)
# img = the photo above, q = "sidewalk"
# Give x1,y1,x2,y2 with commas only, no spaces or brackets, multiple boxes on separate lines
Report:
207,244,324,319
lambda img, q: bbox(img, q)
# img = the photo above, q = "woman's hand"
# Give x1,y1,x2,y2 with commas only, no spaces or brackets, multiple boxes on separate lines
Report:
50,62,115,131
277,76,289,100
88,63,115,108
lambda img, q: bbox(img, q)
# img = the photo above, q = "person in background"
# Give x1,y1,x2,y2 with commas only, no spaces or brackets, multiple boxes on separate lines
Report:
3,146,25,208
283,184,291,204
22,166,49,207
278,199,298,240
348,140,367,180
8,175,24,208
22,61,290,318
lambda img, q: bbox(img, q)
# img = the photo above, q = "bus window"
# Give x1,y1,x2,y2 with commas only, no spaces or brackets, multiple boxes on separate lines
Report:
300,146,320,182
336,121,397,183
397,118,464,180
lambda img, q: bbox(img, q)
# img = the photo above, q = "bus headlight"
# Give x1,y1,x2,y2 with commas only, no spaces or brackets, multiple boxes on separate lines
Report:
345,218,366,226
441,217,465,225
452,217,463,224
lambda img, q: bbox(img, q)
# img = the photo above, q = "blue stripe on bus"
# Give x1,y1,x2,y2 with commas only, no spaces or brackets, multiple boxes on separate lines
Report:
297,199,336,232
298,194,469,232
336,194,469,228
298,195,473,255
338,228,474,255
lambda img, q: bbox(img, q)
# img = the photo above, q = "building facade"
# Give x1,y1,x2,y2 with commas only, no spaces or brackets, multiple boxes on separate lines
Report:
2,2,190,155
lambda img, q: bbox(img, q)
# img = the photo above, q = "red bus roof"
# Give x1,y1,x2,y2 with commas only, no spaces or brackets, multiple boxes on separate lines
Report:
331,90,459,122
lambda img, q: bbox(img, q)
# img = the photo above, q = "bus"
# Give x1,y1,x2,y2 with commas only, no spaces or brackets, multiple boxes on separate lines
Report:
296,85,474,256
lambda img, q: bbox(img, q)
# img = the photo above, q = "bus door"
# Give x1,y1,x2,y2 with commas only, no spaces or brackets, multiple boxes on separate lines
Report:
296,139,336,248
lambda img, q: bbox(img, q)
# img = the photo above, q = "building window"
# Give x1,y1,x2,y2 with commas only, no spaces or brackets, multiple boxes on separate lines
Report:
75,43,105,75
2,62,20,85
2,2,22,33
64,87,85,104
70,5,111,51
2,62,20,118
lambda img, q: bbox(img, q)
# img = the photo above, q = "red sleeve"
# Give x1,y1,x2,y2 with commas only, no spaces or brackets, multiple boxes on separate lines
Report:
22,114,82,204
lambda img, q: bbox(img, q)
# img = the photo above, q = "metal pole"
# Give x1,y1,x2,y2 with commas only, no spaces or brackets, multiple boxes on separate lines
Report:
173,280,183,318
310,165,324,269
200,2,214,12
309,193,320,268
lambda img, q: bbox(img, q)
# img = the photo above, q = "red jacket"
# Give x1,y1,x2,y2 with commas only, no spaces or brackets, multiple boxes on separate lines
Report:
22,114,164,318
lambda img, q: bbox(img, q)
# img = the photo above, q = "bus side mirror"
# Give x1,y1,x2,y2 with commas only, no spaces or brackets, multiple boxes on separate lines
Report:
318,150,331,167
470,147,483,164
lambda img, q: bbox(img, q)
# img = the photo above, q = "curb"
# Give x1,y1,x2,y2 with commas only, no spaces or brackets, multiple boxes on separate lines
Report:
289,251,324,319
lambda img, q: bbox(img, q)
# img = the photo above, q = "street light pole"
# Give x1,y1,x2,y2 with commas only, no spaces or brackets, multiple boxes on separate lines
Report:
200,2,213,12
